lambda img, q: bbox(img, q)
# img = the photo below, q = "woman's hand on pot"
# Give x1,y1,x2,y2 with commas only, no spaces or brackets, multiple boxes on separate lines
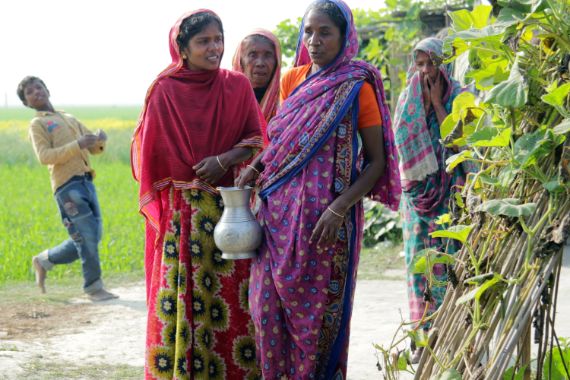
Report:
193,156,227,184
310,207,345,248
235,166,258,188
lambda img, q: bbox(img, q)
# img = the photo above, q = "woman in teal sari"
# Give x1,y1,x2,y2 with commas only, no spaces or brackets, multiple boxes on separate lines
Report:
393,37,471,362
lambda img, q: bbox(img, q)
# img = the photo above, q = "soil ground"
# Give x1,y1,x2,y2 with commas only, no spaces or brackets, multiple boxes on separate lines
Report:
0,246,568,379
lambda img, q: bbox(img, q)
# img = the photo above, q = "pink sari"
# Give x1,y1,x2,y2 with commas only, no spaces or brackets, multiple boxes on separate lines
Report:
249,1,401,379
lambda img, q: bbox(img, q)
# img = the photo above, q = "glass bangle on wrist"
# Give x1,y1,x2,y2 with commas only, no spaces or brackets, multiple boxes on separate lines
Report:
327,206,344,218
216,155,228,171
247,164,260,175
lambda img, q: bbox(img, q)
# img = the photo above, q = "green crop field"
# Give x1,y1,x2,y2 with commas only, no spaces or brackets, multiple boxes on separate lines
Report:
0,106,145,287
0,105,403,289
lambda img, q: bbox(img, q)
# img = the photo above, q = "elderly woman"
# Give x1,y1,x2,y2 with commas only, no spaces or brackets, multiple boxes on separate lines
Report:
233,29,281,144
237,0,401,378
393,37,472,362
132,9,263,379
233,29,281,122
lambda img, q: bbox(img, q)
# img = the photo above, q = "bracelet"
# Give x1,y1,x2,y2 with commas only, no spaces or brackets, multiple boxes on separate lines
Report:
247,164,260,175
216,155,227,171
327,206,344,218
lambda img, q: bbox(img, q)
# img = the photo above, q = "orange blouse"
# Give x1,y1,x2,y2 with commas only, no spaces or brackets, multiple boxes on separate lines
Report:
280,64,382,129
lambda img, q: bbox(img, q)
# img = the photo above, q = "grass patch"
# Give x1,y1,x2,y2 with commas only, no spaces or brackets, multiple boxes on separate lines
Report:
358,242,405,280
0,108,404,285
21,359,143,380
0,344,20,352
0,118,143,285
0,106,141,121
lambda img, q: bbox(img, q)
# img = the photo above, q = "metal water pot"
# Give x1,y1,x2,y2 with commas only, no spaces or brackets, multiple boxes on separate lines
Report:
214,186,262,259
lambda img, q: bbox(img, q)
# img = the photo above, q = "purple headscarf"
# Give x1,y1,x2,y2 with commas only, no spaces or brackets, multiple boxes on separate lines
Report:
259,0,401,210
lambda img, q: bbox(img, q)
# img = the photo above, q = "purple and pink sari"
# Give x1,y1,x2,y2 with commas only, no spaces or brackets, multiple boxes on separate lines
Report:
249,1,400,379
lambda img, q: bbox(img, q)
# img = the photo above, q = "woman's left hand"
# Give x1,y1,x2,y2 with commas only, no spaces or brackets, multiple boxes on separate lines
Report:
193,156,228,184
428,71,445,107
310,207,345,249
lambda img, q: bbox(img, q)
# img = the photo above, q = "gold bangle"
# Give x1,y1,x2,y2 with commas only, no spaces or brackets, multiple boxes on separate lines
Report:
247,164,260,175
327,206,344,218
216,155,227,171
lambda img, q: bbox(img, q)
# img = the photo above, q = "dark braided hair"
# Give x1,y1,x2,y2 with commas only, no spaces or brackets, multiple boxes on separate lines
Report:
176,11,224,53
17,76,49,106
305,1,348,39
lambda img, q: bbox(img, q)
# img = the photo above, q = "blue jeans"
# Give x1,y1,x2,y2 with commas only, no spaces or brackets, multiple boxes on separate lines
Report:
38,175,104,294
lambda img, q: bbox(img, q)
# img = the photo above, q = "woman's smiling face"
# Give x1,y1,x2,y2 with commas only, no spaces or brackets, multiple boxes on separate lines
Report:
182,21,224,71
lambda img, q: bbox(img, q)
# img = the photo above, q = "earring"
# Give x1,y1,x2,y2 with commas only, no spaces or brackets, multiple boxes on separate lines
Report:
182,54,187,59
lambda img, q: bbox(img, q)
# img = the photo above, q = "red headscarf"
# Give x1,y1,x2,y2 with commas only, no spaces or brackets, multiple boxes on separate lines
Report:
132,9,263,230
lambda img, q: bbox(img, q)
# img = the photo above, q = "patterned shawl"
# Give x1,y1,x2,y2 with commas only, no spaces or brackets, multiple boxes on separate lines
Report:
393,37,461,182
258,0,401,210
232,29,282,123
131,9,263,230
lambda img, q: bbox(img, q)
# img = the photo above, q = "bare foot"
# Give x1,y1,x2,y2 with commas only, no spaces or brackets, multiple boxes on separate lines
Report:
32,256,47,294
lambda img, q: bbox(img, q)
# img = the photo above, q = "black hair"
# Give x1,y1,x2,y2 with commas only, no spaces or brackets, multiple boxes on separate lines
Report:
305,1,348,39
176,11,224,52
17,76,49,106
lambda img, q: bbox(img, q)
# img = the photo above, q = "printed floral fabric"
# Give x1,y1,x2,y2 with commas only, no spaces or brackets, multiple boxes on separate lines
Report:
145,188,260,380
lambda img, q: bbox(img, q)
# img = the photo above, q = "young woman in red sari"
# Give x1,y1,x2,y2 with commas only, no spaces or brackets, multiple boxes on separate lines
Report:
132,10,263,380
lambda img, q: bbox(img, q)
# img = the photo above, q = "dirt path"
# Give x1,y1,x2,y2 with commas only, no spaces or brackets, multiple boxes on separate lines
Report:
1,246,568,379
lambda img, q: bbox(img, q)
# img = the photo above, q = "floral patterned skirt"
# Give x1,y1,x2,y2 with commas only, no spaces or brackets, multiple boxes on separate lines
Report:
145,188,260,379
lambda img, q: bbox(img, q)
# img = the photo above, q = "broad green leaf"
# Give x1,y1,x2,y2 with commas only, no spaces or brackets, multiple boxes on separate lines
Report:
467,127,512,147
514,129,545,167
514,129,565,168
449,9,473,31
503,364,528,380
496,7,527,26
454,92,478,113
412,250,454,274
411,248,431,273
543,345,570,380
465,272,496,285
541,82,570,107
458,275,503,304
484,62,528,108
454,192,465,208
475,275,502,301
434,369,462,380
408,329,429,348
440,113,459,140
397,354,408,370
446,150,473,172
453,24,507,42
471,5,493,28
553,119,570,135
468,60,510,90
479,174,500,186
456,286,479,305
413,256,428,274
543,180,564,194
435,213,452,225
475,198,537,217
499,165,518,188
431,225,474,243
497,0,534,12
